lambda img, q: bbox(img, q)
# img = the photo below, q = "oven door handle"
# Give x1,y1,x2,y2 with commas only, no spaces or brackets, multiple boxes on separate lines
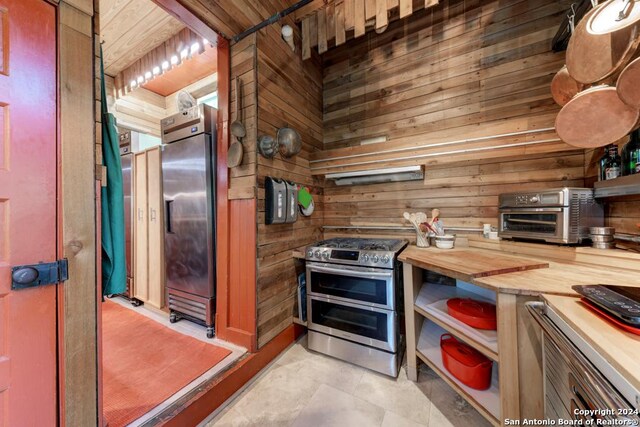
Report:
308,264,394,279
500,208,564,213
504,218,557,225
526,302,634,413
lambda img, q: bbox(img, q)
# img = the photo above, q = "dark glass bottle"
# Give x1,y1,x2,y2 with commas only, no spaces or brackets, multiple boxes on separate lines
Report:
604,145,622,180
624,130,640,175
599,145,609,181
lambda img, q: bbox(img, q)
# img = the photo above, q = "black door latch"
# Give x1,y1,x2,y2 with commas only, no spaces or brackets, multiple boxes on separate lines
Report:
11,259,69,290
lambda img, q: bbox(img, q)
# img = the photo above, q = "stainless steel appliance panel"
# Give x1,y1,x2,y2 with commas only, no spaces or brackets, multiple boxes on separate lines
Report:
308,330,403,377
498,187,603,244
527,302,640,423
161,133,216,298
307,294,397,352
121,153,133,280
307,262,395,310
161,105,214,144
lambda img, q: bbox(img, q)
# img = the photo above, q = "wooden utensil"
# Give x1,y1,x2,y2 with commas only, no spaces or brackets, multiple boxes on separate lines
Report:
227,136,243,168
566,1,640,84
617,56,640,108
555,85,640,148
551,65,584,106
231,77,246,138
228,77,244,168
429,208,440,226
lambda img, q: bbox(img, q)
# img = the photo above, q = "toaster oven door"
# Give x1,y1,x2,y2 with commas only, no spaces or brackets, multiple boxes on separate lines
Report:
499,208,568,242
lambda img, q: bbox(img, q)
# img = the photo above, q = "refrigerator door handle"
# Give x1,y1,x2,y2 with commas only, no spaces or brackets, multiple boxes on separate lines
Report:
165,200,174,233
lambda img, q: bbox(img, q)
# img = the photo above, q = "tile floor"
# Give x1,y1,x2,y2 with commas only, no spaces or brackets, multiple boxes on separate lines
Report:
204,334,492,427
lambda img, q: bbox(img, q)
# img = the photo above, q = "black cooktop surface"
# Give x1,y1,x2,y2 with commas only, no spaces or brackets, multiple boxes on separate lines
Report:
573,285,640,326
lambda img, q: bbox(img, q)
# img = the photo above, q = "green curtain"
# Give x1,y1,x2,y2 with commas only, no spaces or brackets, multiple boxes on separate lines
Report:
100,46,127,296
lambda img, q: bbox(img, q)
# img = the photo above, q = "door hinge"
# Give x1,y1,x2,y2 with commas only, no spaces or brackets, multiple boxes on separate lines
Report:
11,259,69,290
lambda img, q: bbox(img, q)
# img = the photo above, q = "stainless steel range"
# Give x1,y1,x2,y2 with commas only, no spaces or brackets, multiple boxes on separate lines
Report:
305,238,408,377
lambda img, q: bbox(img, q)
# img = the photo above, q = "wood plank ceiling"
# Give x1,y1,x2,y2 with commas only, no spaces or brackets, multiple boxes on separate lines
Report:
159,0,299,40
101,0,185,76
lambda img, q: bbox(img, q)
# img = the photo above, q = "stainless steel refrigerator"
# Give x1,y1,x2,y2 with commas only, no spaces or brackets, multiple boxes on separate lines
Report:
160,105,217,338
117,130,142,306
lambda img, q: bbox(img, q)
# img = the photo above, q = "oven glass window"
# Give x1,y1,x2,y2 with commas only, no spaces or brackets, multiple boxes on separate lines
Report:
309,271,388,305
310,299,389,343
502,213,557,234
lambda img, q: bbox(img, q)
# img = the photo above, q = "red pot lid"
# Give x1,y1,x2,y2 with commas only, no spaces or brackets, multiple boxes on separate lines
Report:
447,298,496,321
440,334,490,367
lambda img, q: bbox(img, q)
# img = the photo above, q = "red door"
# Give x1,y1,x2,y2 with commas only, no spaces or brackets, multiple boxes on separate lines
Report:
0,0,58,426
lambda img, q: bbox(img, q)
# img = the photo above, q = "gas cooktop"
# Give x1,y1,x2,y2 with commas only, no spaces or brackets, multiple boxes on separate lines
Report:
305,238,408,268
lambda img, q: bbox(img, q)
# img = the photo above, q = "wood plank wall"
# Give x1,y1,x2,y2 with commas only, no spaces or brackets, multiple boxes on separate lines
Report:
319,0,583,235
255,17,324,348
229,34,258,200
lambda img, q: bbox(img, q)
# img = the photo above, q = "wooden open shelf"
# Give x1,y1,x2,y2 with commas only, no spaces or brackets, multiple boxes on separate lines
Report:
414,282,499,361
417,320,500,426
594,173,640,198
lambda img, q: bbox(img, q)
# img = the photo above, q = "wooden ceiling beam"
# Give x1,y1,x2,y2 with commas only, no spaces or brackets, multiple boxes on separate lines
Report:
152,0,234,40
295,0,330,21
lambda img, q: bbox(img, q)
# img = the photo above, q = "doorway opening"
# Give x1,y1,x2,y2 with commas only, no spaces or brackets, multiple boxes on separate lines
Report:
99,1,242,425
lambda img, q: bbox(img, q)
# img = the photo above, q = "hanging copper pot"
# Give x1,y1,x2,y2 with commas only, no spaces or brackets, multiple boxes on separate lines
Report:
551,65,585,106
566,0,640,84
555,85,640,148
617,56,640,108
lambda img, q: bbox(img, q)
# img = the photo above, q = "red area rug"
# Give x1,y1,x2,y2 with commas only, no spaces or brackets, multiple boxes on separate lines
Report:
102,300,231,427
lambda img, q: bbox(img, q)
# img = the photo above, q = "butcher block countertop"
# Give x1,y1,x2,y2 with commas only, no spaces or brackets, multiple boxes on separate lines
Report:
543,294,640,393
398,243,640,296
398,245,549,282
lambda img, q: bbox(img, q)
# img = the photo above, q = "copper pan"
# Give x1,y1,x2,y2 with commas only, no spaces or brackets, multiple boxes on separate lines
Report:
617,56,640,108
551,66,585,106
555,85,640,148
566,0,640,84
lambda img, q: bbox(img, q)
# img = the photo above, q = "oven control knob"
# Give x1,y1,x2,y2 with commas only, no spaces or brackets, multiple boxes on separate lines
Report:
382,255,390,264
314,250,321,258
322,251,330,260
307,250,314,258
372,255,380,263
362,254,370,262
530,196,539,203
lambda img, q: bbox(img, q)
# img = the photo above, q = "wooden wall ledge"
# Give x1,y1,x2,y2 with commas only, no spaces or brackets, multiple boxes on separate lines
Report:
228,187,256,200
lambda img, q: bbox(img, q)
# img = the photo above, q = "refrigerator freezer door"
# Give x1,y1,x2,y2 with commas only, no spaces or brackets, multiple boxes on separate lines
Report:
161,134,216,298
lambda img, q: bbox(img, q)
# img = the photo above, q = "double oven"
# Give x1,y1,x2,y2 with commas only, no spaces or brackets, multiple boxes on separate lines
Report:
305,238,407,377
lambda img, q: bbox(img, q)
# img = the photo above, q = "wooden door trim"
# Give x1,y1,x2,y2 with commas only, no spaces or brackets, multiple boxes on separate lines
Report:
57,1,98,426
213,38,258,351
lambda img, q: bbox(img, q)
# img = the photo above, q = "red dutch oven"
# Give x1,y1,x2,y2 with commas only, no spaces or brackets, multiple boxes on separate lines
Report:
440,334,493,390
446,298,497,330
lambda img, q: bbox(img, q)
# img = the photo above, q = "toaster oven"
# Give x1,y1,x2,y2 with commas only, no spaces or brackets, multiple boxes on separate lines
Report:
498,188,603,244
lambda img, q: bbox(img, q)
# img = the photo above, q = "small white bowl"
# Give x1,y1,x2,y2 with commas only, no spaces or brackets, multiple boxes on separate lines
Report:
435,235,455,249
